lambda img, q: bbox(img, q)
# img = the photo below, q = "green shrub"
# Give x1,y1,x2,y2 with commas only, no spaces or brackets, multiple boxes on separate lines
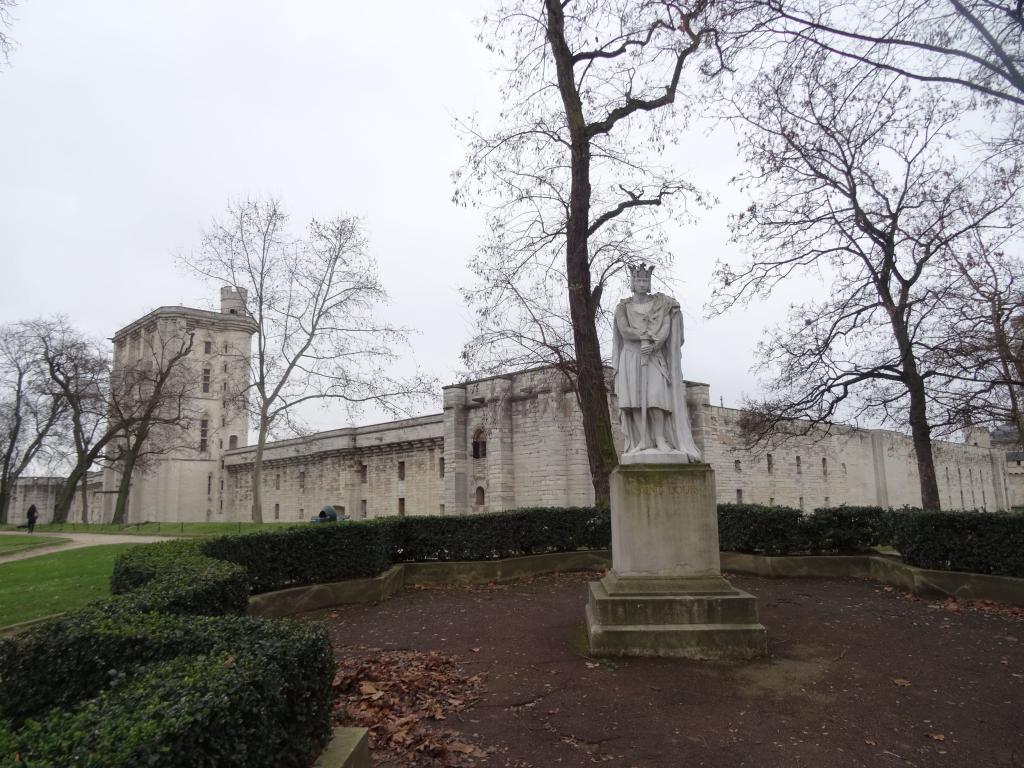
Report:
893,510,1024,577
0,612,328,726
391,506,611,562
200,521,393,594
4,637,332,768
110,539,250,616
802,506,889,553
717,504,804,555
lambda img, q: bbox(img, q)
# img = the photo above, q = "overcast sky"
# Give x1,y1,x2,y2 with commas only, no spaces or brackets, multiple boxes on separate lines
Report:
0,1,804,428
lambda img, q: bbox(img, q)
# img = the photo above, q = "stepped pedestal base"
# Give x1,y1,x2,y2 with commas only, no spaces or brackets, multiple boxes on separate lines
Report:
586,463,767,660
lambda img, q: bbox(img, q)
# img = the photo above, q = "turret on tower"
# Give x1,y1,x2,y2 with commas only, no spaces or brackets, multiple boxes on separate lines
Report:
220,286,248,316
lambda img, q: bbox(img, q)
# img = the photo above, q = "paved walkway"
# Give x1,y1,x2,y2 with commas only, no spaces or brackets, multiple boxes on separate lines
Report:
0,531,174,564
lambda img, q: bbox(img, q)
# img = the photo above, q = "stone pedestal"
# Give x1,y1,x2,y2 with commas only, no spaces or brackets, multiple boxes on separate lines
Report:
586,463,767,659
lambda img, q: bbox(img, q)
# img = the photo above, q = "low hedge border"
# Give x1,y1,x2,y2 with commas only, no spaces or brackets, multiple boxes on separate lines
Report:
0,539,333,767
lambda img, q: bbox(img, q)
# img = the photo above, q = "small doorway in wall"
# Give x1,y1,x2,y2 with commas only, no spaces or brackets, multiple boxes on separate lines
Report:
475,486,485,506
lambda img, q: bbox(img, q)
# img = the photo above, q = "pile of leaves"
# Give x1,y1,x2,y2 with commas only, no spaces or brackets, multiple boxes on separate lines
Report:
332,647,488,767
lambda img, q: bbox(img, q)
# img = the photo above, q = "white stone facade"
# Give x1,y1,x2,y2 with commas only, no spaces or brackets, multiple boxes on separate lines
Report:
12,295,1012,522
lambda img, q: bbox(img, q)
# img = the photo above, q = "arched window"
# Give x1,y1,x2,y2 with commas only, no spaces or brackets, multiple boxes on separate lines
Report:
475,486,485,506
472,429,487,459
228,435,238,449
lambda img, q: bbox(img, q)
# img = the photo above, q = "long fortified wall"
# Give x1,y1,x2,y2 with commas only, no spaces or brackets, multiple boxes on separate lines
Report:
216,366,1010,522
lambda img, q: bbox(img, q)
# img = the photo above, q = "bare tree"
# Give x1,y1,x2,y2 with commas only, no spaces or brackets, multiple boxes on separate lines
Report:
457,0,727,506
0,1,17,69
106,325,197,525
740,0,1024,108
929,233,1024,440
180,197,433,523
0,322,66,524
712,53,1022,509
28,318,116,523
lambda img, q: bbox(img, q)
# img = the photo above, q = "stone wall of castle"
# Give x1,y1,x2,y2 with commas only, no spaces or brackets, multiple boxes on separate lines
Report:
8,473,105,526
213,365,1011,522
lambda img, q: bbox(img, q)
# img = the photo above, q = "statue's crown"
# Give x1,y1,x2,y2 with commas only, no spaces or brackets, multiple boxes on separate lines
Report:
629,262,655,280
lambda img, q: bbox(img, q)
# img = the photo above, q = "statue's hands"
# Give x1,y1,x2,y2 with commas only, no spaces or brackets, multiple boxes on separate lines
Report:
640,339,653,357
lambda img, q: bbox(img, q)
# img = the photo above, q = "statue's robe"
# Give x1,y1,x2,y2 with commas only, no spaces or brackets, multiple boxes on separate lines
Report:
612,293,701,461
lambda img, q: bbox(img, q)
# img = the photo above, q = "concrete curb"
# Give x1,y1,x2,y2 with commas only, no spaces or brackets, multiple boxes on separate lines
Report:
314,727,369,768
248,550,613,617
721,552,1024,606
248,549,1024,619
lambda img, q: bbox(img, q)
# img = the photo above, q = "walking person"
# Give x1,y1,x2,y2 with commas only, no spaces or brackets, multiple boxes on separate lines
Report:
26,504,38,534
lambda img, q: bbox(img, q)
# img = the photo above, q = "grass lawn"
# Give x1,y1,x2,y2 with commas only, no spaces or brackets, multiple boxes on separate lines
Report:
0,543,140,628
29,521,305,537
0,534,71,556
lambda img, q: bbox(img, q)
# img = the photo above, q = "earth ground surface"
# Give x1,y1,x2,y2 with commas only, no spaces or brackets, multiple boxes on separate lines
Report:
313,570,1024,768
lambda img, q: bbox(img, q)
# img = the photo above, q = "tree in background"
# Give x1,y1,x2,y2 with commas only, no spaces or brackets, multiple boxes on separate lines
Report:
106,325,197,525
737,0,1024,135
711,52,1022,510
930,234,1024,442
0,322,66,524
457,0,729,506
181,197,433,523
30,317,114,523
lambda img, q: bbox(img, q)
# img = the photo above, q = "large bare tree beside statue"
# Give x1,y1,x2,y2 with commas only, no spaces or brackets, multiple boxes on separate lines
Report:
711,51,1023,510
180,197,434,523
457,0,730,507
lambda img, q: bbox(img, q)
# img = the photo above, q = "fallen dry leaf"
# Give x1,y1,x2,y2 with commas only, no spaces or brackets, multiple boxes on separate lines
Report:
928,733,946,742
893,678,912,687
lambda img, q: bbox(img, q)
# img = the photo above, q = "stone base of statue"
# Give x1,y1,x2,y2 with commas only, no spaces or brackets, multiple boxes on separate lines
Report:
586,463,768,659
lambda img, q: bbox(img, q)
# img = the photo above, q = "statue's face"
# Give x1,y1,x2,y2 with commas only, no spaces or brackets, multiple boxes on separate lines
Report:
631,272,651,294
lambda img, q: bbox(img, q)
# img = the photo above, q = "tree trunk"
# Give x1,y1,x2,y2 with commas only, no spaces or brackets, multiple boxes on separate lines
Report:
53,464,88,524
545,0,617,507
890,312,941,509
112,451,138,525
0,480,10,526
79,474,89,524
251,413,267,523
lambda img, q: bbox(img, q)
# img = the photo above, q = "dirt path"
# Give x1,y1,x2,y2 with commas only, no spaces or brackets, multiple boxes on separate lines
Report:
314,571,1024,768
0,531,174,564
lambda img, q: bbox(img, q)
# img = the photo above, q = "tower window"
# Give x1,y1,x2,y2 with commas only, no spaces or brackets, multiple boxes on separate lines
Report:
439,457,445,479
767,454,773,474
472,430,487,459
299,472,305,491
199,419,208,453
734,459,741,473
398,461,406,480
822,457,828,476
359,464,367,483
204,341,212,354
275,474,281,491
475,486,485,506
228,435,238,449
202,369,211,393
796,456,802,474
274,503,280,520
398,497,406,516
736,488,743,503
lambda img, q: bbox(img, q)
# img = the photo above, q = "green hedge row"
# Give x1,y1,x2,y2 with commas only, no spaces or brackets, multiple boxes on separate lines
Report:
718,504,891,555
1,538,333,767
197,506,610,594
892,510,1024,578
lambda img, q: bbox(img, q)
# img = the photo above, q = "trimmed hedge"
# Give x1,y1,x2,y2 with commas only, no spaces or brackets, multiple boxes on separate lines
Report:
1,537,333,767
198,506,611,594
893,510,1024,577
200,519,393,594
391,506,611,563
718,504,892,555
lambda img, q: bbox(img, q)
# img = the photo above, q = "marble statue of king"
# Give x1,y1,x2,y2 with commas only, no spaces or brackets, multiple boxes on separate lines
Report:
612,263,701,463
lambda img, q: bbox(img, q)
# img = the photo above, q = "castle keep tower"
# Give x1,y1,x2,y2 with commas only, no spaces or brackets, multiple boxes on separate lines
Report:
100,290,257,523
